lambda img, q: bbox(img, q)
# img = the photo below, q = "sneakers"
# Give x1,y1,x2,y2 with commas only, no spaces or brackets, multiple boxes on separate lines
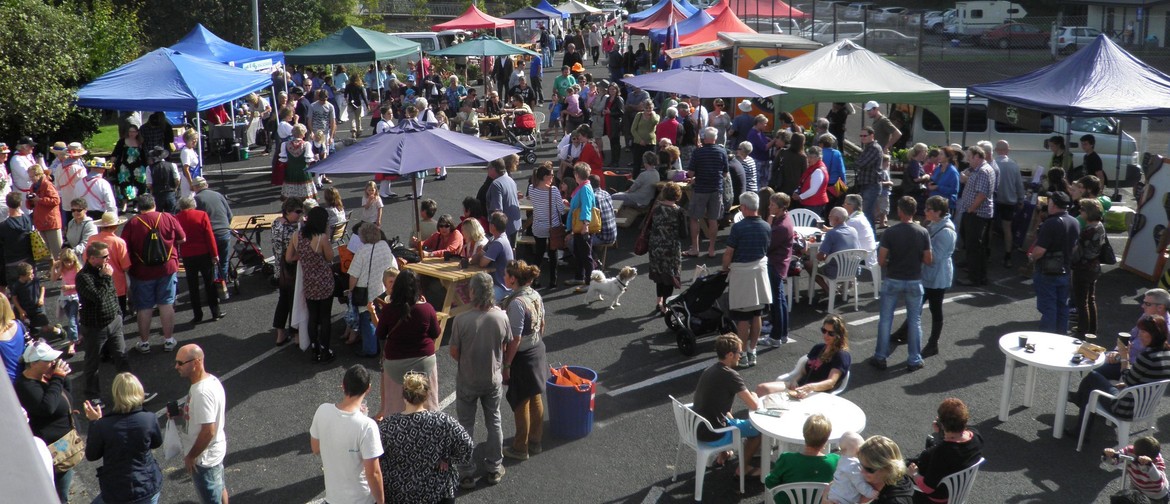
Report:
503,446,529,460
921,343,939,357
486,468,505,485
760,337,782,348
135,341,151,354
163,338,178,352
747,351,758,367
528,443,543,454
868,357,888,371
460,477,477,490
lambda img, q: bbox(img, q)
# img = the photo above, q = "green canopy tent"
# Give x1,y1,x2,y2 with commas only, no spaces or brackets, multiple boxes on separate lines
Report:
749,39,951,140
429,36,539,94
285,26,420,94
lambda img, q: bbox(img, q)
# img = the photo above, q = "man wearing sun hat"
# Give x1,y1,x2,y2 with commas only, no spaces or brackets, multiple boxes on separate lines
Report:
79,155,118,220
54,143,87,227
729,99,756,148
9,137,41,196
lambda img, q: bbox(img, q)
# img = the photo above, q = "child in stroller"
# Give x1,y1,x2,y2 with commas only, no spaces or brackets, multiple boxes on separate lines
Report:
503,94,538,165
663,270,736,356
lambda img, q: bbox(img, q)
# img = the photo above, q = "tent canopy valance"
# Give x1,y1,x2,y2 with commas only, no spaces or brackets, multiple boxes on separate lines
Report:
433,4,515,31
749,40,950,128
169,23,284,73
76,47,273,112
285,26,420,65
969,34,1170,118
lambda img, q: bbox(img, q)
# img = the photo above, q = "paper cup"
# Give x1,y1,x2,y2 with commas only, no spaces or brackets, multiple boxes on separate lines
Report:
1018,335,1028,348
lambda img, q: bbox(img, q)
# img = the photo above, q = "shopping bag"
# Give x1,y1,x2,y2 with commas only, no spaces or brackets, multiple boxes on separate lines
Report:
163,418,183,460
550,365,593,391
691,264,709,283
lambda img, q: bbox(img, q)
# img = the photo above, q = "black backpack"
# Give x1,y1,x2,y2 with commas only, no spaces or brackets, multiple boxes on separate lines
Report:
136,214,171,267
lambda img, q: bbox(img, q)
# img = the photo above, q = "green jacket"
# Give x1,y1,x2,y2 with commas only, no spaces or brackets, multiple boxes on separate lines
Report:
631,111,659,145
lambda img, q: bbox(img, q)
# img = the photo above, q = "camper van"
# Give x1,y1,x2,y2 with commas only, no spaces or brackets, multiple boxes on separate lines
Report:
390,30,468,54
907,88,1138,176
944,1,1027,36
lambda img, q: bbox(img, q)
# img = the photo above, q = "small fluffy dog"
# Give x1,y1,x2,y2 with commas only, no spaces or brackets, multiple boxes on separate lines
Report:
584,266,638,309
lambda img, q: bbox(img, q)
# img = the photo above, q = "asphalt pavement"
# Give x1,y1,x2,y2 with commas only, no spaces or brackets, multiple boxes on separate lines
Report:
56,49,1165,504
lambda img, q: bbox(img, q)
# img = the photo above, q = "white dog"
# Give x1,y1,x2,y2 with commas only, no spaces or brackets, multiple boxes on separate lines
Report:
584,266,638,309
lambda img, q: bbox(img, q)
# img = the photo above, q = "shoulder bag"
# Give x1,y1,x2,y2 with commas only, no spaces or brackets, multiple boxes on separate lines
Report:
571,205,602,235
634,203,657,256
49,391,85,473
350,246,375,306
547,188,566,250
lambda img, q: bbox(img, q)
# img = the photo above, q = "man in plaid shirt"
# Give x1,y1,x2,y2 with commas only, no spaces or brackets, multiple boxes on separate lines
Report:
589,175,617,247
853,126,884,229
77,241,132,410
956,145,997,286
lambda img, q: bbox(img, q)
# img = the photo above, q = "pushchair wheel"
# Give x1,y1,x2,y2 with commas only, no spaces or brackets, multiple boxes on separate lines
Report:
676,328,697,356
665,306,685,331
523,151,537,165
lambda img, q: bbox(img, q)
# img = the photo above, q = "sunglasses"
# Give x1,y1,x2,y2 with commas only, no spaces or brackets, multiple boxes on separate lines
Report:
862,465,880,474
175,358,195,367
95,254,110,260
71,208,84,212
821,327,839,337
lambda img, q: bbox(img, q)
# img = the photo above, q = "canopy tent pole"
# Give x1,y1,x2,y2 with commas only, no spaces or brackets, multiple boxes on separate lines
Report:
375,60,383,99
1113,118,1124,200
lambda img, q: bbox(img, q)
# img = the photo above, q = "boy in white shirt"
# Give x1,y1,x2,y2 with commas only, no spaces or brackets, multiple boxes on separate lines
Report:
310,365,385,504
825,431,877,504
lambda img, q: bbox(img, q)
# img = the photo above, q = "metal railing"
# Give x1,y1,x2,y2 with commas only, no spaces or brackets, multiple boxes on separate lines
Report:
374,1,464,17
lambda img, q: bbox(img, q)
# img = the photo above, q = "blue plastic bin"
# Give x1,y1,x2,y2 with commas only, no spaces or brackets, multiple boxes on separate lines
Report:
546,366,597,440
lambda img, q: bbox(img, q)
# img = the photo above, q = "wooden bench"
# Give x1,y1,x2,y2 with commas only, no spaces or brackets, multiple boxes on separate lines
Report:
616,204,648,228
515,235,536,248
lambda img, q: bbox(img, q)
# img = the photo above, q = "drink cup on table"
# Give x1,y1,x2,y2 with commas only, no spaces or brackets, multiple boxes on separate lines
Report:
1018,335,1028,348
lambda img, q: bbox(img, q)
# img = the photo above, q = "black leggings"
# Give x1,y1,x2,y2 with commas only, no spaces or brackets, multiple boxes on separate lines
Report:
273,283,293,329
656,282,675,298
182,254,219,317
1072,268,1100,335
572,233,593,283
533,236,559,285
895,287,946,346
305,297,333,352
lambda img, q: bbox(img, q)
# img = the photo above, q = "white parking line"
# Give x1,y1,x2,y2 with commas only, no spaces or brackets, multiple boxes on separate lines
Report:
640,486,665,504
439,391,456,411
153,343,292,418
605,360,712,397
846,294,975,326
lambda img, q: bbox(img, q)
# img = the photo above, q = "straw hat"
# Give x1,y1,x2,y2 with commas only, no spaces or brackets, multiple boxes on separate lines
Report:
68,142,88,156
50,142,67,154
85,157,108,169
191,176,209,191
96,212,128,228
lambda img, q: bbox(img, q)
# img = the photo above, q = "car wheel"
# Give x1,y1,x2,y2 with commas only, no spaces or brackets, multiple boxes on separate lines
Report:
1063,44,1076,55
894,45,908,56
676,328,697,356
998,38,1009,49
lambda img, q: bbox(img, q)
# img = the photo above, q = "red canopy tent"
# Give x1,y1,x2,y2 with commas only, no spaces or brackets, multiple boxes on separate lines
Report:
432,4,515,31
678,7,755,45
627,2,691,35
733,0,807,20
704,0,730,17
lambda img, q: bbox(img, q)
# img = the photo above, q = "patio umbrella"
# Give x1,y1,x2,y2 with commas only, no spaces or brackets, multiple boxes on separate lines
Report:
429,36,541,93
621,64,785,98
309,122,520,234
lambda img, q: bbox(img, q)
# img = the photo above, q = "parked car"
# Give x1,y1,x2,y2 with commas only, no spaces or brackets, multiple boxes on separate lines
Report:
841,2,876,20
980,22,1049,48
773,18,806,35
811,21,865,43
848,28,918,55
924,8,954,33
1051,26,1103,54
872,6,909,24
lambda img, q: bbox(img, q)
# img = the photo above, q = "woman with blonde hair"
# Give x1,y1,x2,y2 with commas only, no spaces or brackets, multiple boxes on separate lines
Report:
378,371,473,503
460,218,488,259
858,435,915,503
501,260,548,460
0,295,25,382
83,372,163,504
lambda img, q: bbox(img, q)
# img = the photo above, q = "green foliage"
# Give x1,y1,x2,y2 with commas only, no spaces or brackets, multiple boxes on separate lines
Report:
70,0,145,81
0,0,88,142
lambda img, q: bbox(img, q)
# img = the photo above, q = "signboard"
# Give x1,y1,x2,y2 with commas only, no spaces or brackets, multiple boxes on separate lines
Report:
666,40,732,59
988,100,1044,131
1122,153,1170,281
241,58,276,73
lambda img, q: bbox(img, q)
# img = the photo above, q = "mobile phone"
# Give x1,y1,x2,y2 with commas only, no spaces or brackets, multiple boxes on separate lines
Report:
166,401,181,418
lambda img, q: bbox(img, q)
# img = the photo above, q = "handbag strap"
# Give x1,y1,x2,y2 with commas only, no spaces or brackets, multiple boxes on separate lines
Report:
547,187,555,228
362,244,375,288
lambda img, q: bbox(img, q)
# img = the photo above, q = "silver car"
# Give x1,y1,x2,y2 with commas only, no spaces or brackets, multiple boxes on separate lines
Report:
1050,26,1103,54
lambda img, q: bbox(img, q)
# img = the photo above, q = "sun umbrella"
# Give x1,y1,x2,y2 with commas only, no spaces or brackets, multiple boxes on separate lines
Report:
309,122,520,234
430,36,540,93
621,64,785,98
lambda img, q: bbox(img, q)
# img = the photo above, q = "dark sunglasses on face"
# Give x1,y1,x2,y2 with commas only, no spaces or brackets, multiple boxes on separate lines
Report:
862,465,879,474
821,327,838,337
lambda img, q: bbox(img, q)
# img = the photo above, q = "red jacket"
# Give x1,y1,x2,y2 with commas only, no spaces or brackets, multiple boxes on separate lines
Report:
579,142,606,189
175,209,218,259
28,179,61,231
796,161,830,207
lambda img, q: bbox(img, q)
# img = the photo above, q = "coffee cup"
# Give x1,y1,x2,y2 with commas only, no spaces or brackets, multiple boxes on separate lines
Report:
1018,335,1028,348
1118,332,1131,347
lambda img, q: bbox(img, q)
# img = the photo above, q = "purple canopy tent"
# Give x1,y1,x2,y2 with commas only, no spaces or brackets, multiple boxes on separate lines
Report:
621,64,784,98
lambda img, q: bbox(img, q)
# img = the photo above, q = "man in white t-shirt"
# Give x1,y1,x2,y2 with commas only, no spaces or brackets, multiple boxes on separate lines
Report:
9,136,38,194
843,193,878,266
310,365,385,504
174,344,230,504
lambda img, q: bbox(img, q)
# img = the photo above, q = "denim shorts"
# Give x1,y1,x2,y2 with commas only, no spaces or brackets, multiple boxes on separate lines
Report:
192,463,225,504
714,417,760,444
131,273,178,310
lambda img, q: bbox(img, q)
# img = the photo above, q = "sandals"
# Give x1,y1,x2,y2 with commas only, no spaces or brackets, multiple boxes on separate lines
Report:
683,249,700,257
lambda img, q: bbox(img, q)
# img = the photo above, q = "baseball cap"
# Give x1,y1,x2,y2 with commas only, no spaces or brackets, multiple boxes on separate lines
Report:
1048,191,1072,209
23,340,63,363
864,101,880,111
17,136,35,147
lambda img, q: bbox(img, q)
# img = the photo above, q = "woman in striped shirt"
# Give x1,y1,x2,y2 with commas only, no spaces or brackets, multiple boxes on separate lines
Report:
1069,315,1170,438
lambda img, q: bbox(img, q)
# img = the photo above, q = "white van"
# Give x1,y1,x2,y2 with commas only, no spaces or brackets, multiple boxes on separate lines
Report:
944,1,1027,36
391,30,468,53
907,88,1138,175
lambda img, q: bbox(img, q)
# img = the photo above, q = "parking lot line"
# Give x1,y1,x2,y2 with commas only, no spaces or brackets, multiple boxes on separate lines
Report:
846,294,975,326
606,360,713,397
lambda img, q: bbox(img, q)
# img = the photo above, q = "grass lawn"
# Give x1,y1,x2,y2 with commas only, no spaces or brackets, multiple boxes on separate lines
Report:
88,124,120,155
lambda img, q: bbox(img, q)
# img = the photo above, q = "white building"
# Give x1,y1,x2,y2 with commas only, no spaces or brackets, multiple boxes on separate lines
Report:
1071,0,1169,48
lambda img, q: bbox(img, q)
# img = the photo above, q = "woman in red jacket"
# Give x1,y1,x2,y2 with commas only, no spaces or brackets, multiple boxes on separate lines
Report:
794,146,830,216
27,165,62,257
174,195,221,322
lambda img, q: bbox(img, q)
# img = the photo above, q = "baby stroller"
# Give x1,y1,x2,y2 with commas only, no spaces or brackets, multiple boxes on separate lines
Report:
503,112,538,166
227,228,275,294
663,271,735,356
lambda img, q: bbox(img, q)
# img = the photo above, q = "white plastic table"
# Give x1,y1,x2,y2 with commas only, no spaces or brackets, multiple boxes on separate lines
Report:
997,331,1105,438
748,392,866,482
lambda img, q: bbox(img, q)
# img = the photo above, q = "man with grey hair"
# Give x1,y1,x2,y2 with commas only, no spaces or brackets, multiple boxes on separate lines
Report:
686,127,729,257
722,191,772,367
1098,289,1170,380
842,193,878,266
805,207,858,298
994,140,1026,268
192,176,233,294
450,271,517,489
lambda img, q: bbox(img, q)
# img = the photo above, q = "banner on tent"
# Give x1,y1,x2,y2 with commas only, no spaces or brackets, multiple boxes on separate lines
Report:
666,40,731,59
241,59,277,73
988,100,1045,131
737,46,814,124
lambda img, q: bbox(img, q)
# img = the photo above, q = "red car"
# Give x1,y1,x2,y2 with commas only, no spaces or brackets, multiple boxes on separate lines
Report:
980,22,1049,49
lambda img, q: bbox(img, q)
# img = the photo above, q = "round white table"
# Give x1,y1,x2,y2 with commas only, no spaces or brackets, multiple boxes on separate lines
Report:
997,331,1105,438
749,392,866,482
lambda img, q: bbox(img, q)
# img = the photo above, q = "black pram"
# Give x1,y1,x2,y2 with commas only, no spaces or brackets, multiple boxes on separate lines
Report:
663,271,735,356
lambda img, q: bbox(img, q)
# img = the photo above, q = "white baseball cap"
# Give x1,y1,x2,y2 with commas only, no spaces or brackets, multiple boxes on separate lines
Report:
864,100,880,111
738,99,752,112
22,340,62,363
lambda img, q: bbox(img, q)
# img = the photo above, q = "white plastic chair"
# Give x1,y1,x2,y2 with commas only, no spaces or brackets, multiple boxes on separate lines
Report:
811,249,868,313
859,259,882,300
933,457,986,504
765,482,829,504
775,355,851,395
1077,379,1170,452
669,395,745,501
789,208,822,228
533,111,547,147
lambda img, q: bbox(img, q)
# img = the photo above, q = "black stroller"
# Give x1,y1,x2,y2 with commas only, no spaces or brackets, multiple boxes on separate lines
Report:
663,271,736,356
503,112,538,166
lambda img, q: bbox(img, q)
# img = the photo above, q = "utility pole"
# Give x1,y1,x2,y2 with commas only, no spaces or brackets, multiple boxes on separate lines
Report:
253,0,261,49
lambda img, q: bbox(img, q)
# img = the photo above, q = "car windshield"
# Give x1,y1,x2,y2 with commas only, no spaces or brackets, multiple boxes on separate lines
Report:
1070,117,1117,135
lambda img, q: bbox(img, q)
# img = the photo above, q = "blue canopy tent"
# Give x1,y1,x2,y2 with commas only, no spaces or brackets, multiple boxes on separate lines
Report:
969,34,1170,195
648,10,713,43
77,47,274,167
630,0,699,22
535,0,569,19
170,23,285,73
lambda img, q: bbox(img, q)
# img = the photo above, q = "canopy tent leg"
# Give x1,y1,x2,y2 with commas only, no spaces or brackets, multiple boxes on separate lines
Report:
197,114,204,170
1113,118,1125,200
375,60,383,100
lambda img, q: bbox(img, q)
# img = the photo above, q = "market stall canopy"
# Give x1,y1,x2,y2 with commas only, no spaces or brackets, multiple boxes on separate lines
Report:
623,64,784,98
433,4,516,31
169,23,284,73
677,7,755,45
734,0,807,19
429,36,540,57
704,0,730,16
630,0,699,21
556,0,602,15
649,10,713,43
503,6,561,20
628,2,692,34
969,34,1170,117
285,26,420,65
76,47,273,112
535,0,570,19
749,39,950,127
309,123,520,176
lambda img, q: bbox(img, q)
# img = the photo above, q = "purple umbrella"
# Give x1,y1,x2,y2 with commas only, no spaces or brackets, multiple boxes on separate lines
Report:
621,64,785,98
310,122,520,234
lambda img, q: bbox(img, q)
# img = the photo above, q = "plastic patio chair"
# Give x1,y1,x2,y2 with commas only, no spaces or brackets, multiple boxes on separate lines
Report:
933,457,987,504
1077,380,1170,452
669,395,745,502
775,355,851,395
811,249,868,313
765,482,829,504
788,208,822,228
533,111,547,147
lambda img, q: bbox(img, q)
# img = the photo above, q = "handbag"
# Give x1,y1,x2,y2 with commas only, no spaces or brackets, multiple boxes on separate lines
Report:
1039,250,1067,276
547,188,567,250
48,392,85,473
571,206,602,235
30,231,49,262
1099,238,1118,265
634,203,657,256
350,246,375,306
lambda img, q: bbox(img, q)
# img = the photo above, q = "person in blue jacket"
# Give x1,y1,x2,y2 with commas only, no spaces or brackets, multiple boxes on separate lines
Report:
565,163,595,292
928,147,960,212
83,372,163,504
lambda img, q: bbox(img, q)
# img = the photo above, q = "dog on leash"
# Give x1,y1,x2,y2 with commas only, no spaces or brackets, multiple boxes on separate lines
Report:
584,266,638,309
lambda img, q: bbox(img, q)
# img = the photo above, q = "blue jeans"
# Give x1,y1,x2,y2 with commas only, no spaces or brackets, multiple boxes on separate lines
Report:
1034,272,1071,334
213,232,231,284
55,468,73,504
542,46,552,67
192,463,225,504
768,267,789,341
92,492,161,504
62,298,79,342
860,184,881,231
875,278,924,366
359,311,378,357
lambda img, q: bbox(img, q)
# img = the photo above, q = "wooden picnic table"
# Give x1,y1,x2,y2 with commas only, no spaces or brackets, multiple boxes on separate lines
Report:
230,213,281,252
404,257,489,346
